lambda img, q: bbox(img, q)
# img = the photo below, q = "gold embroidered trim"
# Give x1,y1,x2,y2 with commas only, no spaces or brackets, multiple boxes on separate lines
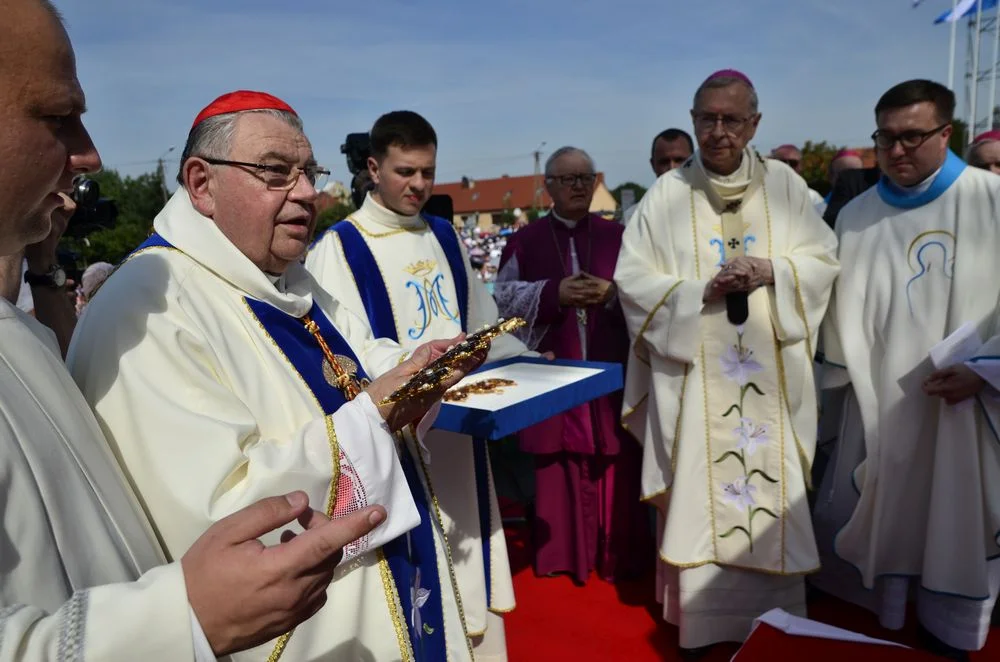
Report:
700,344,719,559
621,393,649,445
92,243,182,301
349,216,428,239
670,367,690,479
634,280,686,360
409,430,477,660
761,185,788,574
484,452,514,614
325,416,341,515
784,257,814,362
378,548,415,661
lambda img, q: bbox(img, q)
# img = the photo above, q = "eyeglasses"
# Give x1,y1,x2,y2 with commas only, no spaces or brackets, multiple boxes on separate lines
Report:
547,173,597,187
692,113,755,135
198,157,330,191
871,123,949,151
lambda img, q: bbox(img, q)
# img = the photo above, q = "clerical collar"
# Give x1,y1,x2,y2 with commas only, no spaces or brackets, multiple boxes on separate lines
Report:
551,209,588,229
358,192,425,230
875,150,966,210
886,164,943,198
265,272,286,292
699,148,754,201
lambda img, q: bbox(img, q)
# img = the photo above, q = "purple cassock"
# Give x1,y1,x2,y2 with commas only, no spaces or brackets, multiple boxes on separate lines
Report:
495,213,652,583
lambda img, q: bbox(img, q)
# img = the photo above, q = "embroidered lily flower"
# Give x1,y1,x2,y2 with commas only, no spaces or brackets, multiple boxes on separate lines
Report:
410,567,432,638
734,418,769,457
722,477,757,509
720,344,763,386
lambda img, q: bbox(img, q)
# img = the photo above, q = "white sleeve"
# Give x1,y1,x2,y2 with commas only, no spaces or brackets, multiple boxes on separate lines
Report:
0,564,194,662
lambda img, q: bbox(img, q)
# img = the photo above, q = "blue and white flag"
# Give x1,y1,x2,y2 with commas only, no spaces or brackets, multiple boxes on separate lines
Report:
936,0,999,23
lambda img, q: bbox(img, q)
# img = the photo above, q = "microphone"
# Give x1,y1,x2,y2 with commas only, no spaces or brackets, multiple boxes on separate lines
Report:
726,292,749,325
721,200,747,325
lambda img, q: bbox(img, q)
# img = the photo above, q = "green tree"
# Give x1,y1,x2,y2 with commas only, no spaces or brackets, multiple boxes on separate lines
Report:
800,141,841,196
611,182,647,207
315,200,357,234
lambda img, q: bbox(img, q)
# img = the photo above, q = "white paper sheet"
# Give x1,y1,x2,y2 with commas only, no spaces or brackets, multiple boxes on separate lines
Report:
442,363,602,412
930,322,983,369
731,608,907,662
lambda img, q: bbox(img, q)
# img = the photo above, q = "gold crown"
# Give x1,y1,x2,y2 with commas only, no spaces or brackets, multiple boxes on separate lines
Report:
404,259,437,277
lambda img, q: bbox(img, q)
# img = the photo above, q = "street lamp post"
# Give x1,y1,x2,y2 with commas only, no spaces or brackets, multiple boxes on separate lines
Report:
157,146,176,205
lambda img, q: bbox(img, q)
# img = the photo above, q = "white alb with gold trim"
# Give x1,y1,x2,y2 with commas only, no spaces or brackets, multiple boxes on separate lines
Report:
614,150,838,646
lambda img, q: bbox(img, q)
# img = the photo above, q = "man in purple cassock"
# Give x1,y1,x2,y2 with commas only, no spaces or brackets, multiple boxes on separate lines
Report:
494,146,652,584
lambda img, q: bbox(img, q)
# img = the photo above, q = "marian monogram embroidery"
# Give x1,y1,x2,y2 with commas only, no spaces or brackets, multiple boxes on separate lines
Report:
404,260,460,340
715,326,778,553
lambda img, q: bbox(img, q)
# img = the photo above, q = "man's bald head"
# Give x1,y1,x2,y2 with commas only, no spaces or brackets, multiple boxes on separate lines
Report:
0,0,100,256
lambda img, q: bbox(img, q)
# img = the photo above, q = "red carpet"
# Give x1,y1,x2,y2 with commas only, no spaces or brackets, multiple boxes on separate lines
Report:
501,515,1000,661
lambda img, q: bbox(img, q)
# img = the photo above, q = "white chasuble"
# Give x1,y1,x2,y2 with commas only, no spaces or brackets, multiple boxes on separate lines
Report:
0,299,198,662
67,191,437,662
617,150,838,575
814,155,1000,650
307,194,520,644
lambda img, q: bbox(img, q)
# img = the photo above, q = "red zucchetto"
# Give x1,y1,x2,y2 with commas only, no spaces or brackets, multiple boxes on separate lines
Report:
191,90,297,130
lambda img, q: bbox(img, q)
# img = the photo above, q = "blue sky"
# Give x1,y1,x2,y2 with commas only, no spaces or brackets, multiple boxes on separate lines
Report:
56,0,981,190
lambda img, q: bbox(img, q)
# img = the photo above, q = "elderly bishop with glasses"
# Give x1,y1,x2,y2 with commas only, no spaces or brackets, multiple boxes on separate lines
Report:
813,79,1000,659
614,69,839,656
493,146,654,586
68,91,493,662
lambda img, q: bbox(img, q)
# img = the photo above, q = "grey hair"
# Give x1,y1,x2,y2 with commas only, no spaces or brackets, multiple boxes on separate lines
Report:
176,109,304,185
544,146,595,177
693,76,759,114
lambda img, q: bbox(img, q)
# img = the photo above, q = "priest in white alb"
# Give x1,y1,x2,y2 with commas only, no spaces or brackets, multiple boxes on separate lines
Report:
306,110,519,661
69,92,490,662
812,79,1000,659
614,69,839,655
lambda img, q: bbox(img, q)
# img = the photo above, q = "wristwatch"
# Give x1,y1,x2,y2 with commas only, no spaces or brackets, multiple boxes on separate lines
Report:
24,264,67,289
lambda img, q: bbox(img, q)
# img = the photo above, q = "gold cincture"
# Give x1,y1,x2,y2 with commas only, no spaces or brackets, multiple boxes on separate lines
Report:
443,378,518,402
378,318,526,406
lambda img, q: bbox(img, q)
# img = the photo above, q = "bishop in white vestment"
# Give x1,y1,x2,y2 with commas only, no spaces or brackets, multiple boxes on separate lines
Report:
813,80,1000,654
614,66,838,652
307,112,519,660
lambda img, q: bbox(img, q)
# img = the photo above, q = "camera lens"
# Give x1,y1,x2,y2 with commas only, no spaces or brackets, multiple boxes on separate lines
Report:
72,177,100,209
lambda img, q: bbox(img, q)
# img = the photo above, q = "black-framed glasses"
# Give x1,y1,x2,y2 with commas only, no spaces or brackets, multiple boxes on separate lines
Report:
198,157,330,191
871,123,949,151
547,173,597,187
692,112,755,135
